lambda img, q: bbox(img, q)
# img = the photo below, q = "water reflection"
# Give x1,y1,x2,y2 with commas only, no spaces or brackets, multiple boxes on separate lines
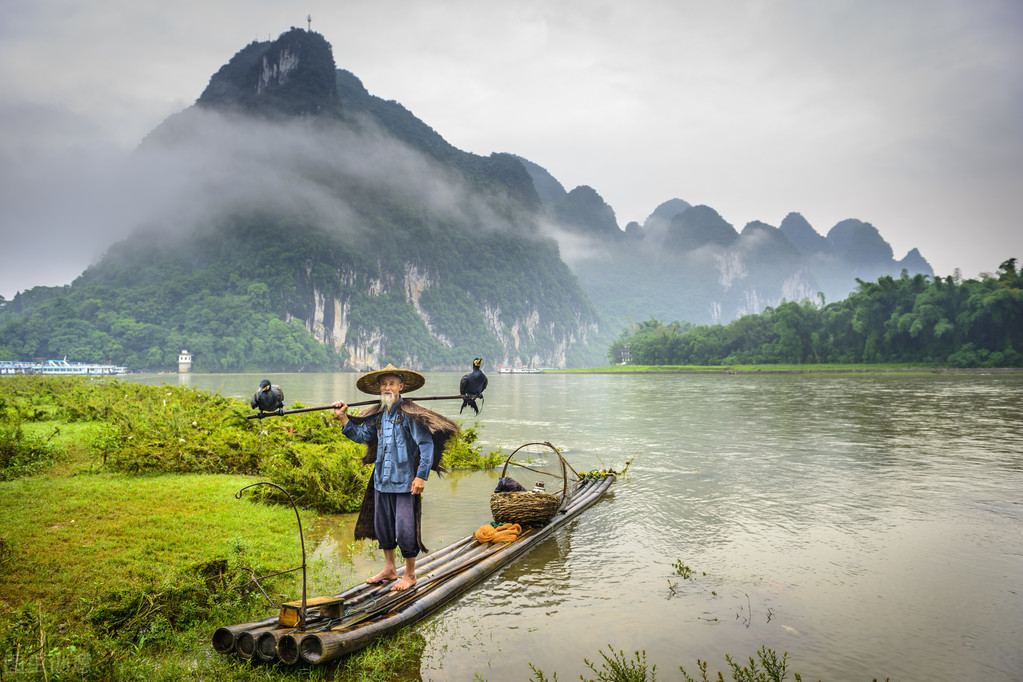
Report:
475,531,575,623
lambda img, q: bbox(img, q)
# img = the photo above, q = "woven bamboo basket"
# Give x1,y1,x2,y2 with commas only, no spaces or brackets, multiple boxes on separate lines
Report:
490,490,561,526
489,441,579,526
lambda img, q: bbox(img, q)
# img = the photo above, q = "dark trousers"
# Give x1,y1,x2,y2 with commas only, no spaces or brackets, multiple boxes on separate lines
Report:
373,490,419,557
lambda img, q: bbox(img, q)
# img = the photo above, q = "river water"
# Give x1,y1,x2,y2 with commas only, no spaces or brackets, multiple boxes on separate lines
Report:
133,370,1023,681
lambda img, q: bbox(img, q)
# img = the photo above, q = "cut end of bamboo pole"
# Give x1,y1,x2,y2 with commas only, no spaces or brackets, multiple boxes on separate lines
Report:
301,633,327,664
255,631,281,662
211,627,236,654
277,634,302,665
237,631,259,659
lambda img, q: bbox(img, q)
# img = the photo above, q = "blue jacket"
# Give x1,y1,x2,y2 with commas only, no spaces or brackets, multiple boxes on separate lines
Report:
341,397,435,493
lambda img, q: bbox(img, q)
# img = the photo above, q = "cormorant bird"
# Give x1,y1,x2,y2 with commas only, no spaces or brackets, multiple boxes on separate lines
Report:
459,357,488,415
251,379,285,415
494,477,526,493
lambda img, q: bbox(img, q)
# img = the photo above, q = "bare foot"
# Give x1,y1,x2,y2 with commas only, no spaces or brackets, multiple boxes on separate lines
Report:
391,574,416,591
366,569,398,585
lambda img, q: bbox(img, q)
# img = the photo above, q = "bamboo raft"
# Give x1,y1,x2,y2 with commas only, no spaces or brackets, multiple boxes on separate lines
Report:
212,466,616,666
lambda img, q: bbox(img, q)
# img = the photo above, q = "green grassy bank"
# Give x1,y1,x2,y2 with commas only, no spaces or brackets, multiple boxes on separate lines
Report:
0,376,496,681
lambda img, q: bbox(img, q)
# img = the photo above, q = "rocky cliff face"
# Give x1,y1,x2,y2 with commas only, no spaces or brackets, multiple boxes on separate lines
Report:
197,28,341,117
292,267,598,370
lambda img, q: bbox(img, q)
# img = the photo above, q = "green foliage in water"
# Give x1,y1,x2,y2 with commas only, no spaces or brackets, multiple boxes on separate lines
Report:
526,645,803,682
681,646,803,682
672,560,695,580
442,422,504,470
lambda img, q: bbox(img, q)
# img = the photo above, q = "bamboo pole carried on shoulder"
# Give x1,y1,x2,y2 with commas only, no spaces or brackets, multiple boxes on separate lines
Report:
246,394,468,419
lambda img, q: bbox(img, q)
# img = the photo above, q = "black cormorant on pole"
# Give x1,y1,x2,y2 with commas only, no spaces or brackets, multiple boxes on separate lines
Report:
252,379,285,416
459,358,488,415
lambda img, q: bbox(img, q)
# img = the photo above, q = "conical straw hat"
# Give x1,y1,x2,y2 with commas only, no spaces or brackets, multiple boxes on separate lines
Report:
355,364,426,395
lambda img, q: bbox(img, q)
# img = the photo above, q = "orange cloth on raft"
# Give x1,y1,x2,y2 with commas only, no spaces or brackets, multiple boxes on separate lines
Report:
474,523,522,543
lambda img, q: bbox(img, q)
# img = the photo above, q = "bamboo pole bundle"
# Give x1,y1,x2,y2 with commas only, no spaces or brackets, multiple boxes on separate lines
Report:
273,542,505,664
235,624,287,659
255,627,294,662
324,533,480,608
276,630,311,665
336,542,506,623
211,616,279,654
561,478,607,514
409,533,479,569
297,540,524,663
257,538,497,665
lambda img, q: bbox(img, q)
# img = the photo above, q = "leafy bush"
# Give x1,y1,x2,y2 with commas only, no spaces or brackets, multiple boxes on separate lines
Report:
0,419,60,481
1,376,501,513
256,439,371,513
681,646,802,682
443,423,503,470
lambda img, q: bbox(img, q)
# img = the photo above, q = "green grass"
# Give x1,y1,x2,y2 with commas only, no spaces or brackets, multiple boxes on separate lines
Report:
0,468,429,680
1,472,304,605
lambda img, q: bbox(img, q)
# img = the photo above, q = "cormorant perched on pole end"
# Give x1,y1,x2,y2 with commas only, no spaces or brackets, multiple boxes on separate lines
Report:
252,379,285,415
459,358,488,415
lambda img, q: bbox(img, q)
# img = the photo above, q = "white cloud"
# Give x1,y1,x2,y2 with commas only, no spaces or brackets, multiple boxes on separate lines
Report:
1,0,1021,297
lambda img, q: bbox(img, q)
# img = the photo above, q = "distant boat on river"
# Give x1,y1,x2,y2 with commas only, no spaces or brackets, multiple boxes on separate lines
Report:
0,358,128,376
497,366,544,374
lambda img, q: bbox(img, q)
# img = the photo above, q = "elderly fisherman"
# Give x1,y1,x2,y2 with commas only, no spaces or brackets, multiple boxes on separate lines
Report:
333,364,459,591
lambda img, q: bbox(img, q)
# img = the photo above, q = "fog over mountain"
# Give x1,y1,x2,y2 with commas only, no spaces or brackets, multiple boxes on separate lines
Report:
0,29,937,369
516,159,932,331
4,1,1022,302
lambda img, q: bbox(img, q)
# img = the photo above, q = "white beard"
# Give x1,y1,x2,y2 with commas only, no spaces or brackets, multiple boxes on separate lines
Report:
380,392,397,411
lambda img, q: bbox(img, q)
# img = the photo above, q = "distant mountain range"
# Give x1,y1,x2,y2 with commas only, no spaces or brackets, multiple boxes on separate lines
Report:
516,158,931,330
0,28,932,371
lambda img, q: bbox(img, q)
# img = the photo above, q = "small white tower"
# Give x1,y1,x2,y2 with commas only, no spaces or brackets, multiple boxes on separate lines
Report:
177,350,192,373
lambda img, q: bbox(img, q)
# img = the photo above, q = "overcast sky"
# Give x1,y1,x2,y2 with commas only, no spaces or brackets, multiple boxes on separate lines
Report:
1,0,1021,298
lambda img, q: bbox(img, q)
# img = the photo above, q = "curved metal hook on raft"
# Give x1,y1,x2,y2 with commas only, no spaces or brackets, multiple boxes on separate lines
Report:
235,481,309,630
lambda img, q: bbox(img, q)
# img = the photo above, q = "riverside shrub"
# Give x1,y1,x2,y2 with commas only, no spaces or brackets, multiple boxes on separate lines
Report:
0,376,495,512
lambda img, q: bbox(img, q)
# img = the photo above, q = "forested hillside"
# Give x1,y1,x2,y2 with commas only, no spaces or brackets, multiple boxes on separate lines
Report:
0,29,600,372
609,259,1023,367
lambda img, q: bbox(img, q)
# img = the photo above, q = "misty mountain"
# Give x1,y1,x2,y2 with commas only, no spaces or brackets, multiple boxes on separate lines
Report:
1,29,600,372
516,155,932,332
536,189,932,330
549,186,624,241
0,28,932,371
